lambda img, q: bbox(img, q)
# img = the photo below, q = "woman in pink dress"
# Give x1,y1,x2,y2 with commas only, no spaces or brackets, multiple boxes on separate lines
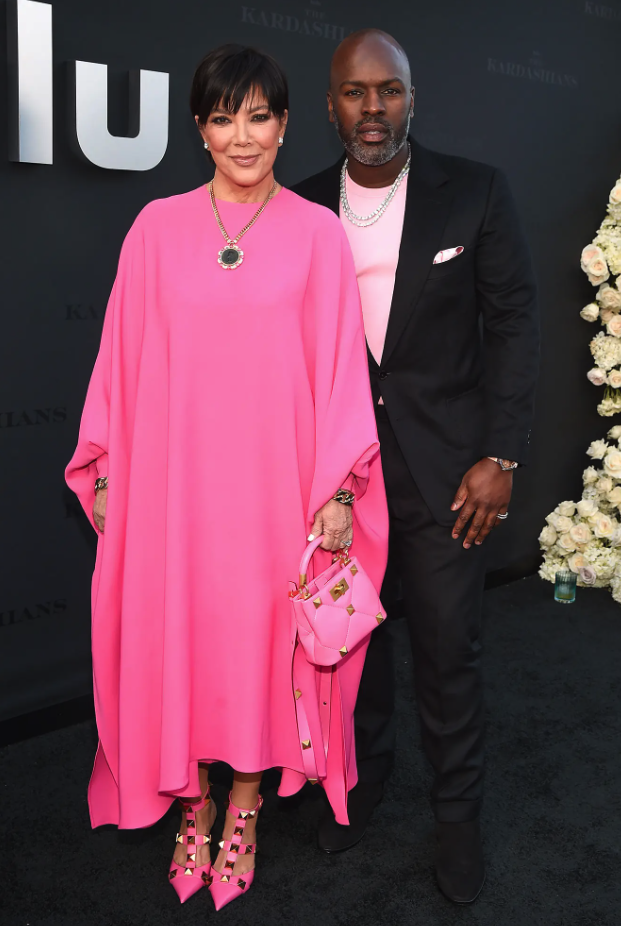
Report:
66,44,388,910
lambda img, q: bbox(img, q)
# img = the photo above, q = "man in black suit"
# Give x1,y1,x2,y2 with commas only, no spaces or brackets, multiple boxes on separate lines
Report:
292,29,539,903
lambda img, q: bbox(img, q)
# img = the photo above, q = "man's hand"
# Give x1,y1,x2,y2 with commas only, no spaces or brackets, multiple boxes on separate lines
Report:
309,499,353,552
93,488,107,533
451,459,513,549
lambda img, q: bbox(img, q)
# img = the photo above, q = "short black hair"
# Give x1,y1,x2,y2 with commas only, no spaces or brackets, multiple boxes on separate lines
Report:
190,44,289,125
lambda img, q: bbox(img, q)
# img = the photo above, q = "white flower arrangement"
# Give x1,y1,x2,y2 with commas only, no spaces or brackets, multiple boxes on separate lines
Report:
540,427,621,601
541,173,621,600
580,174,621,416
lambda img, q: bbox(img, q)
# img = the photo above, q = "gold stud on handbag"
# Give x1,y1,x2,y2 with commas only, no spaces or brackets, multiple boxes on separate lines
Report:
290,535,386,668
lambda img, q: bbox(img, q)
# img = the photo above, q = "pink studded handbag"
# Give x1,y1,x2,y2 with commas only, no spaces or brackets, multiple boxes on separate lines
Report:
290,535,386,667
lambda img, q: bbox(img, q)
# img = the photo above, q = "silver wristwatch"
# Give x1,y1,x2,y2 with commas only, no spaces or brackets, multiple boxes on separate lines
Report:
487,457,518,471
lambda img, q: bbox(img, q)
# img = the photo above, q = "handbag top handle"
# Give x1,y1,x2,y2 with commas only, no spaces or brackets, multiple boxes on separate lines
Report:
298,535,352,589
299,535,327,588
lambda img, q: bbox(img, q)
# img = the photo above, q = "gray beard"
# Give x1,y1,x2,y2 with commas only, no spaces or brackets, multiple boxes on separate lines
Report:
334,113,411,167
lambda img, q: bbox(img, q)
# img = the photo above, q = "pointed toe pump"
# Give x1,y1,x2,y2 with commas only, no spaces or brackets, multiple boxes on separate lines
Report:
209,793,263,911
168,787,215,903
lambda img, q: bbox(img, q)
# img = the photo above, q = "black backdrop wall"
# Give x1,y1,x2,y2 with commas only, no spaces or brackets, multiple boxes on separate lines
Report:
2,0,621,722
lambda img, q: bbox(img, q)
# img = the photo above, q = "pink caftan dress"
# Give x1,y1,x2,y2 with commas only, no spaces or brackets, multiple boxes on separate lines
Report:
66,186,388,829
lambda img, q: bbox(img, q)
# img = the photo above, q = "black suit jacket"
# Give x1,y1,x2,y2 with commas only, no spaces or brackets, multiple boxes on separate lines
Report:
292,139,539,527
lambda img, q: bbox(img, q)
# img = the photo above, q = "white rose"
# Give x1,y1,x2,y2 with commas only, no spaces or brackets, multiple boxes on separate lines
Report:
607,315,621,338
587,256,610,286
554,515,573,533
608,425,621,440
581,244,604,271
597,283,621,311
568,552,586,573
583,467,600,485
577,498,599,518
539,525,557,547
594,513,615,538
556,501,577,518
580,302,600,323
558,532,577,552
607,486,621,507
609,181,621,207
570,523,593,545
597,476,614,494
587,440,608,459
603,449,621,478
587,368,607,386
600,308,615,326
579,565,597,586
609,370,621,389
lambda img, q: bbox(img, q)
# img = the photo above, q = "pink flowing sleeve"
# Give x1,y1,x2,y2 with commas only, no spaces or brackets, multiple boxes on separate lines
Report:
65,213,146,528
279,211,388,820
303,211,382,527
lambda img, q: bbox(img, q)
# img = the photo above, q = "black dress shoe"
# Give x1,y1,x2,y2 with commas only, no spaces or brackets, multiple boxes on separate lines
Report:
435,818,486,904
317,781,383,853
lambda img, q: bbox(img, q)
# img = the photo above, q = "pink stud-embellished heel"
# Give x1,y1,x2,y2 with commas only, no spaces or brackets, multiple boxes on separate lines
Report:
209,792,263,911
168,786,215,903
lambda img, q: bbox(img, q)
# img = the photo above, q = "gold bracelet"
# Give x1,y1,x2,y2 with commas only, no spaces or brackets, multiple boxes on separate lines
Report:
332,488,355,506
94,477,108,493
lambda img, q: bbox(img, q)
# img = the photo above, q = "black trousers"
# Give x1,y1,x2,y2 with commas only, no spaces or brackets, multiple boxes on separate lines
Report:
355,406,487,823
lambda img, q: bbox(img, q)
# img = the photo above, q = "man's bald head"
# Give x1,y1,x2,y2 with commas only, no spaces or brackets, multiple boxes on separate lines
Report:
327,28,414,168
330,29,411,93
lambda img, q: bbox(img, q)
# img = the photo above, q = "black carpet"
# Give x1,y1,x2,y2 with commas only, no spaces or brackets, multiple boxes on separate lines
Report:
3,576,621,926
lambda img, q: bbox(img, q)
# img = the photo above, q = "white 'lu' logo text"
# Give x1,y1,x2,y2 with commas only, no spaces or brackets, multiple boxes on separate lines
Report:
8,0,169,170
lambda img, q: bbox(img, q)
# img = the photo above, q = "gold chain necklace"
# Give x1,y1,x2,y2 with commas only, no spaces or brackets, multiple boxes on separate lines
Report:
208,179,277,270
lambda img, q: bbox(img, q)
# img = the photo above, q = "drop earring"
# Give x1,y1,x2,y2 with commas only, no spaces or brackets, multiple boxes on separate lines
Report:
278,137,284,146
204,142,209,150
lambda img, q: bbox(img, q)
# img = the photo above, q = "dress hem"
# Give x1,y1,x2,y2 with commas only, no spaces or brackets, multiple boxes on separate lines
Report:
88,739,327,831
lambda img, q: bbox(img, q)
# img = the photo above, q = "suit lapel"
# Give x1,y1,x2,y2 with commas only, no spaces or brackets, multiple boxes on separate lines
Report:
381,142,452,366
297,143,451,369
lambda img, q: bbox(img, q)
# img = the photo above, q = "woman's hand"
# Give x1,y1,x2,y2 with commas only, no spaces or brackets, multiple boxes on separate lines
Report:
308,499,353,552
93,488,107,533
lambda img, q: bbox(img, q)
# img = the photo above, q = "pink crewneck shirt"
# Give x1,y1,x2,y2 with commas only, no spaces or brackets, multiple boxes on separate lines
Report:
340,172,408,365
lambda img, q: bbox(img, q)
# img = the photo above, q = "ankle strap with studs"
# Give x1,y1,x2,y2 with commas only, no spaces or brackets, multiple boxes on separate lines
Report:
171,788,212,878
212,793,263,889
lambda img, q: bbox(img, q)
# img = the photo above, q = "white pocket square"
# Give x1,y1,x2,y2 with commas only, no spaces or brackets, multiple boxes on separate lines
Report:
433,246,464,264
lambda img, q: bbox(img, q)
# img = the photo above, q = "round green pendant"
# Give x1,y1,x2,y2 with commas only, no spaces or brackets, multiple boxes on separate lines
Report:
218,244,244,269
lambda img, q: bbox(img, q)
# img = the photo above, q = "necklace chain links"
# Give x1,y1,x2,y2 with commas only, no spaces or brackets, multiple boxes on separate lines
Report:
340,145,411,228
209,179,277,269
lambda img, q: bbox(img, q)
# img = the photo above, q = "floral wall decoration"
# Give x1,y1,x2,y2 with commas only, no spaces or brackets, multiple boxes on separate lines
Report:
540,175,621,600
580,175,621,416
540,429,621,601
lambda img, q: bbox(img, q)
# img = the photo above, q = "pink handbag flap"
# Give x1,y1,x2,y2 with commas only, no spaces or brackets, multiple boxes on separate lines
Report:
290,536,386,667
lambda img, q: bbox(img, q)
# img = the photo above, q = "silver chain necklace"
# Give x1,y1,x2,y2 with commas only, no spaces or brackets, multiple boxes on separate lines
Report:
340,145,411,228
